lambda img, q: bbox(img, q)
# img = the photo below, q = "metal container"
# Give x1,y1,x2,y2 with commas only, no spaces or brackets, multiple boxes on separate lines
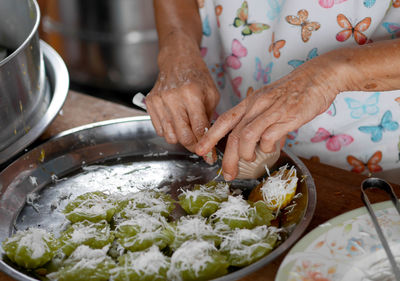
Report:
0,116,316,281
0,0,49,156
40,0,159,91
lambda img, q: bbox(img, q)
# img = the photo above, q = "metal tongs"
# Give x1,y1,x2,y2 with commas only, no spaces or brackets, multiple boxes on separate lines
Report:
361,178,400,280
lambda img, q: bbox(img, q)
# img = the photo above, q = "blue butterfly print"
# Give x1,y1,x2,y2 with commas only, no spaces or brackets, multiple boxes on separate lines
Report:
203,15,211,37
254,57,273,84
382,22,400,39
363,0,376,8
344,92,380,119
266,0,285,20
358,110,399,142
288,48,318,69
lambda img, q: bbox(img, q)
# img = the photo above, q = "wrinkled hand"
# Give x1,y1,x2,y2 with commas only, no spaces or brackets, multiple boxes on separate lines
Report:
196,58,344,180
146,44,220,163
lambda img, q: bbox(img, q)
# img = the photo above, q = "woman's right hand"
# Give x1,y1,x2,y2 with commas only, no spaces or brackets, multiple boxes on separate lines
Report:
146,35,220,160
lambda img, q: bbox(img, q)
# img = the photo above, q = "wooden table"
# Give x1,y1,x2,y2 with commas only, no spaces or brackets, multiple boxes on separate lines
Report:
1,91,399,281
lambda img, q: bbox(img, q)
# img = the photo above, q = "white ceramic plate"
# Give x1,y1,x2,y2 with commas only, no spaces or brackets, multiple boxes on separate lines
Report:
276,200,400,281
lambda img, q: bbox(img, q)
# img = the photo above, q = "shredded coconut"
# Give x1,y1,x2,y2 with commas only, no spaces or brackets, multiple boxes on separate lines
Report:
260,165,298,213
110,245,170,278
168,240,217,280
26,192,40,213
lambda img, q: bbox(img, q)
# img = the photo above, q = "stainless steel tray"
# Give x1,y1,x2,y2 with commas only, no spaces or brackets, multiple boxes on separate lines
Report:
0,40,69,165
0,117,316,281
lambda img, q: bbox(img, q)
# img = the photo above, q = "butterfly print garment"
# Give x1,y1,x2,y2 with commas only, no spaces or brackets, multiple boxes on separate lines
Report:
363,0,376,8
347,151,382,173
215,5,223,28
310,128,354,151
233,1,269,36
382,22,400,39
254,57,273,84
319,0,348,8
336,14,371,45
344,92,380,119
285,10,320,42
269,32,286,58
288,48,318,69
203,15,212,36
225,39,247,69
231,76,243,98
197,0,400,182
358,110,399,142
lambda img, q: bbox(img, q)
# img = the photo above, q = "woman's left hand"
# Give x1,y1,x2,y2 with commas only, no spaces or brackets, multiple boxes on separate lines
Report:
196,55,348,180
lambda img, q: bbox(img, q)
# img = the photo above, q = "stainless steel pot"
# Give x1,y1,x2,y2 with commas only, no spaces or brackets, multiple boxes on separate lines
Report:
40,0,159,91
0,0,49,157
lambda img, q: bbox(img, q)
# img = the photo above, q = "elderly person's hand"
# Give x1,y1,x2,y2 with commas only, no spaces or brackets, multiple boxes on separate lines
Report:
146,40,219,154
147,0,219,163
196,57,340,179
196,39,400,180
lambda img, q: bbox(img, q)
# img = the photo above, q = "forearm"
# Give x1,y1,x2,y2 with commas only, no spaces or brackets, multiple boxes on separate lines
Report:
153,0,202,62
327,39,400,92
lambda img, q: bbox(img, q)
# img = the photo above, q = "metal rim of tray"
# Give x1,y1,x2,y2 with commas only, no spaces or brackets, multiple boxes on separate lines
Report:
0,116,316,281
0,40,69,165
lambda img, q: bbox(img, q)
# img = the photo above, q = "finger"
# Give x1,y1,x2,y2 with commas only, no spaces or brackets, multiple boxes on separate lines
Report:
259,121,297,153
238,110,282,160
162,117,178,144
183,88,211,141
221,131,240,181
154,97,178,144
185,93,217,160
204,87,220,121
196,100,247,156
146,94,164,136
187,95,217,160
164,97,198,152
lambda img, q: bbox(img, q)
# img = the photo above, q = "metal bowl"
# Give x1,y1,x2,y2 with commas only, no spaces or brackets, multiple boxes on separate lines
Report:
0,117,316,281
0,0,46,154
0,40,69,166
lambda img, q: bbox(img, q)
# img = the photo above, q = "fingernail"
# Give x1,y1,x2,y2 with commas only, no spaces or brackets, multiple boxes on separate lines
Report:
224,173,233,181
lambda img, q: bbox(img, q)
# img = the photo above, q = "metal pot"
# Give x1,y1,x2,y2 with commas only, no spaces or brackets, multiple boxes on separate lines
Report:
0,0,48,158
40,0,159,91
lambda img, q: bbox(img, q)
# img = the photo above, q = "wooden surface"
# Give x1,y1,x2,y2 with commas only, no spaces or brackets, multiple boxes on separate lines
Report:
1,91,398,281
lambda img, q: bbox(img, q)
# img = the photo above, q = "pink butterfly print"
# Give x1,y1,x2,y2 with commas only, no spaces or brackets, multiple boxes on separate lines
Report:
225,39,248,70
319,0,348,8
200,47,208,58
310,128,354,151
231,76,242,98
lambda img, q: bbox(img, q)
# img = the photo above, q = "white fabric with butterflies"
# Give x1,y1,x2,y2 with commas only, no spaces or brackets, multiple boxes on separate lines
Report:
199,0,400,182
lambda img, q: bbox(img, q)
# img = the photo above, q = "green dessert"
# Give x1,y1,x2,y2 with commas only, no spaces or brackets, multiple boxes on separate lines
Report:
110,246,170,281
115,212,170,252
220,225,279,267
2,228,58,269
178,181,230,217
166,216,220,251
47,245,116,281
167,240,229,281
63,191,116,223
58,220,114,256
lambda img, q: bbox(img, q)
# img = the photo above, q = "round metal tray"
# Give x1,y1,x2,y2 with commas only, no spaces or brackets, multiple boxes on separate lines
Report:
0,40,69,165
0,117,316,281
